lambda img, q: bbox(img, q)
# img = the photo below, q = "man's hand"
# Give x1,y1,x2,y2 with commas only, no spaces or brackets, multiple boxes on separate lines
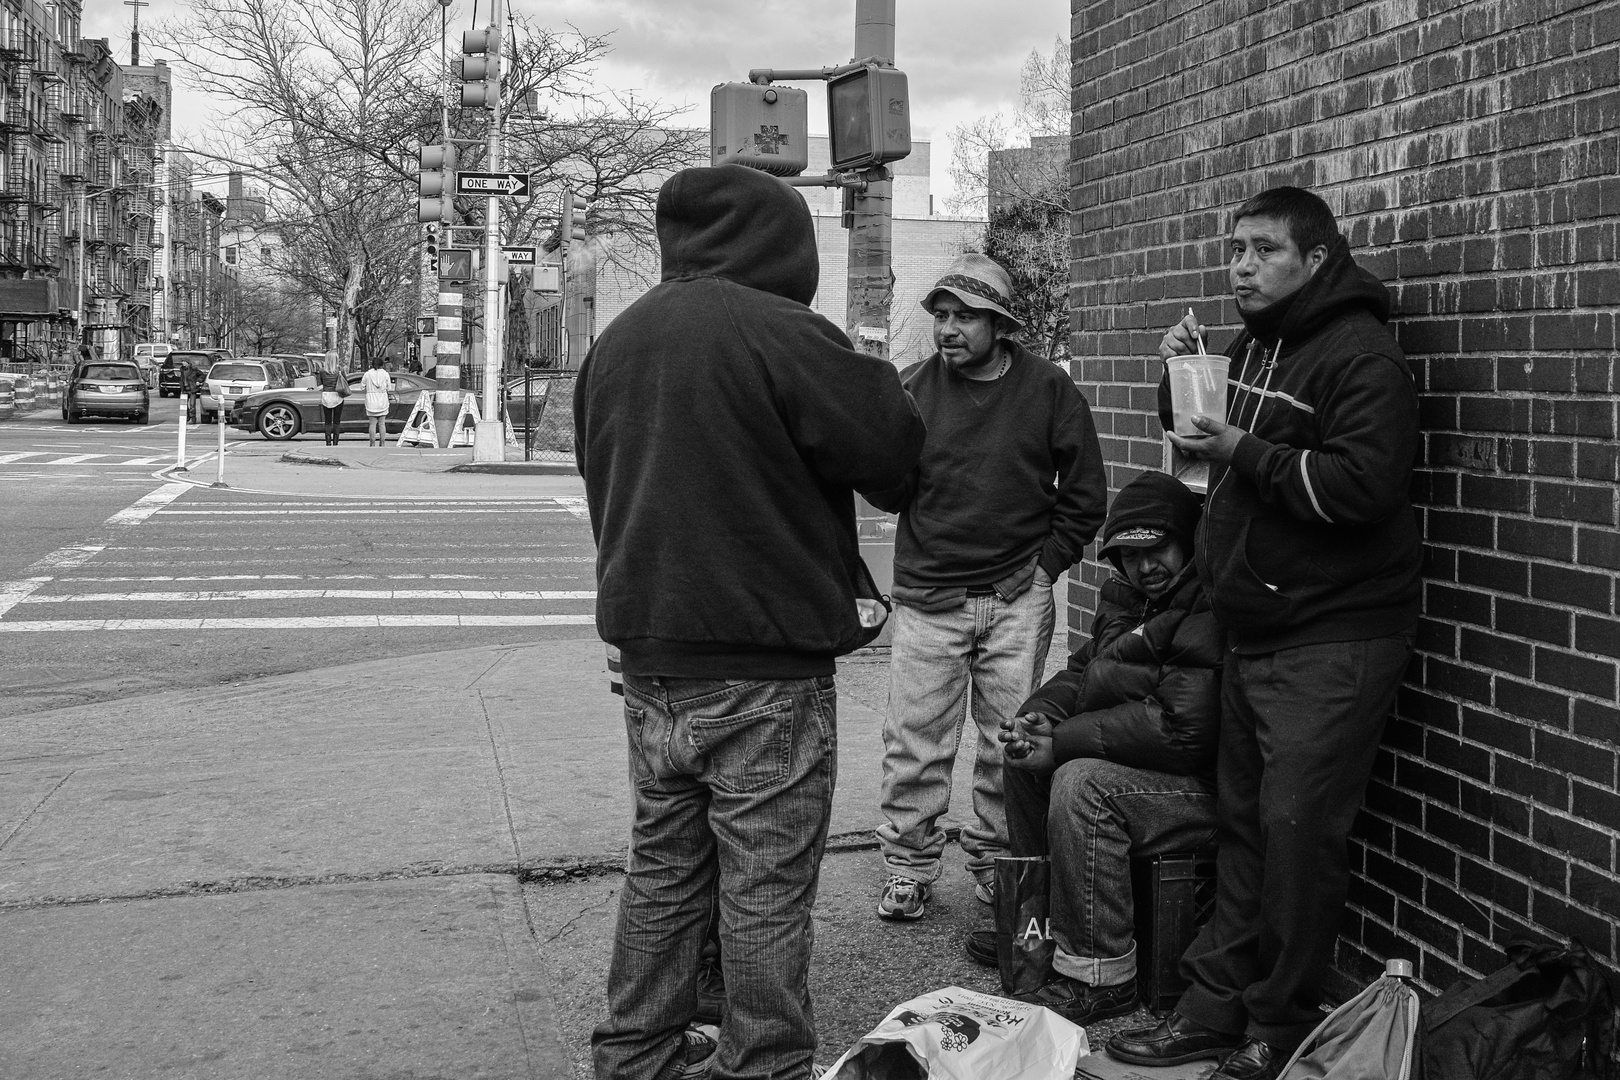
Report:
1167,414,1246,467
999,714,1057,775
1159,310,1206,361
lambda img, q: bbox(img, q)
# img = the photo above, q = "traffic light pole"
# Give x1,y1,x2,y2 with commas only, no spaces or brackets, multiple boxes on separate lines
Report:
469,0,506,462
847,0,895,368
432,10,460,448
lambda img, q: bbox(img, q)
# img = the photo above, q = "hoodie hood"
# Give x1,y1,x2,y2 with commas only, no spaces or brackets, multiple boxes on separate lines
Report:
656,164,819,306
1097,470,1202,574
1243,233,1391,347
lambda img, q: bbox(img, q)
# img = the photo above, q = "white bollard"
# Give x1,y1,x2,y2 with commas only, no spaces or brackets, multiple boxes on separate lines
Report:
176,404,188,472
213,410,228,488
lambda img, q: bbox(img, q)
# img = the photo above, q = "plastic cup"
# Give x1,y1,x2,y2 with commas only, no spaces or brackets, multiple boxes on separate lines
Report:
1166,355,1229,436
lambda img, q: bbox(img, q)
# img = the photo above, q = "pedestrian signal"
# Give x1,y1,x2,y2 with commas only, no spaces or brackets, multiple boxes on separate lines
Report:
710,82,809,176
827,64,910,170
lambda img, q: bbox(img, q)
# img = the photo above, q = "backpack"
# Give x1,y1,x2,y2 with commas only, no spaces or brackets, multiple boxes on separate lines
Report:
1421,939,1616,1080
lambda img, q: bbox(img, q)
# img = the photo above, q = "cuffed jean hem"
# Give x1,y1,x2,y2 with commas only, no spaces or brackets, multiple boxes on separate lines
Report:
1054,940,1137,987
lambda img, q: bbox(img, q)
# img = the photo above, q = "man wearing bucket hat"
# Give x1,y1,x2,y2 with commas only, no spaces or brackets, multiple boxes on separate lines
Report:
1106,187,1420,1080
961,470,1222,1026
865,252,1107,922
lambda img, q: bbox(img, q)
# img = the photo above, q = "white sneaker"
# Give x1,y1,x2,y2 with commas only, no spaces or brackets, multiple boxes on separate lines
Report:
974,879,995,905
673,1023,720,1079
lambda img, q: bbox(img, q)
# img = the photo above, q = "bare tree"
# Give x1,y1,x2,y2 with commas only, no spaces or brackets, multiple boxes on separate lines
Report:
946,37,1069,215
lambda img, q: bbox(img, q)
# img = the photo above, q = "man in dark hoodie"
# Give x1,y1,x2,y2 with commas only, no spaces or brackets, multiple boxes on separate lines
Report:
963,471,1222,1027
1106,188,1420,1080
866,253,1107,923
575,164,925,1080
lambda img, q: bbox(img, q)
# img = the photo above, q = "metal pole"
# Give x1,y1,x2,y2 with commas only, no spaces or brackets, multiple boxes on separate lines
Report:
478,0,505,427
850,0,896,545
213,409,228,487
432,0,460,447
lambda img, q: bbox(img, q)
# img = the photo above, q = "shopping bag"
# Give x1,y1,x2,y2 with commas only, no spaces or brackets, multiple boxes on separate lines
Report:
994,855,1054,995
1276,958,1420,1079
820,985,1088,1080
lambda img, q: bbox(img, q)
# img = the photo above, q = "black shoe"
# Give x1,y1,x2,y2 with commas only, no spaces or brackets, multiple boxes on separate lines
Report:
965,929,997,968
694,957,725,1025
1018,975,1138,1026
1211,1037,1284,1080
1107,1012,1242,1066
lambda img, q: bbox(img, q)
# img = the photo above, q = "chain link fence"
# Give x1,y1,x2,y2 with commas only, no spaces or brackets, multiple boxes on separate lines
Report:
504,374,576,463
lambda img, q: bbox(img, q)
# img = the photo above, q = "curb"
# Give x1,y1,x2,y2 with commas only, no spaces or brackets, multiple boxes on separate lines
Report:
450,460,578,475
281,450,346,468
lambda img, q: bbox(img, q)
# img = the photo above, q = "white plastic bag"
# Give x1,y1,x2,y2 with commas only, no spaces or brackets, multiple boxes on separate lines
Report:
821,985,1088,1080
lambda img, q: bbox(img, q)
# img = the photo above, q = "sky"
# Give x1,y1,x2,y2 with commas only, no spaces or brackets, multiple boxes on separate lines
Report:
81,0,1068,206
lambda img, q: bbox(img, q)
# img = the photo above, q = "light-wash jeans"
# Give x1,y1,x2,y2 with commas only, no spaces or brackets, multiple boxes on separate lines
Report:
592,674,837,1080
1005,758,1218,986
877,583,1055,884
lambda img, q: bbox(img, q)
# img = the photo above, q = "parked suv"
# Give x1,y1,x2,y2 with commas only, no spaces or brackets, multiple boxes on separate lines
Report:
158,351,216,398
64,360,150,424
203,358,286,424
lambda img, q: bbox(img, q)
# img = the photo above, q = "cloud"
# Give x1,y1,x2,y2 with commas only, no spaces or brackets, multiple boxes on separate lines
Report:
81,0,1067,203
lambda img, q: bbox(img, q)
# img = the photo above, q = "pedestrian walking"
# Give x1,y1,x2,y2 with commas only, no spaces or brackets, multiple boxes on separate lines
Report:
316,354,347,446
575,164,925,1080
1106,186,1422,1080
864,253,1107,922
976,471,1221,1027
361,357,394,446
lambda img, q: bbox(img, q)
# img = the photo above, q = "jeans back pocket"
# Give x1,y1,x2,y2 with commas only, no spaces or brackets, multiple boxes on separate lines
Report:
684,698,794,794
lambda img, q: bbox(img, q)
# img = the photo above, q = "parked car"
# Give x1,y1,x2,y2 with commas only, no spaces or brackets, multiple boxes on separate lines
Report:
201,358,287,424
157,351,215,398
273,354,319,387
132,342,172,387
228,371,437,440
63,360,150,424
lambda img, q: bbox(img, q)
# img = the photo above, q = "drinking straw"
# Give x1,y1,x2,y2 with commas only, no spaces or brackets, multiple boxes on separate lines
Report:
1187,307,1208,355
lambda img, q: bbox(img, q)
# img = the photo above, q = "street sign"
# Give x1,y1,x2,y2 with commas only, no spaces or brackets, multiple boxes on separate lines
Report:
502,246,536,264
456,171,531,197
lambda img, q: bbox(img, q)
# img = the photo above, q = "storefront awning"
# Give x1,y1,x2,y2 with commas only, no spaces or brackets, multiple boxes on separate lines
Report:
0,279,63,318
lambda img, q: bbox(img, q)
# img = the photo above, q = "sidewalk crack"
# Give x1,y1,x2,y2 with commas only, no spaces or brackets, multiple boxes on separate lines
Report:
478,689,524,866
0,769,75,853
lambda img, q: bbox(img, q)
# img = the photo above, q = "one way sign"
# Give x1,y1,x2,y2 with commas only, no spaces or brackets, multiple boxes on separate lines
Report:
456,171,532,197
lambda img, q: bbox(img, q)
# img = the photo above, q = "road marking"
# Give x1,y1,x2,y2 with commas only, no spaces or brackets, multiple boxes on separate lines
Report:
152,508,571,515
24,589,597,603
0,482,188,617
554,496,590,520
0,452,45,463
0,615,599,631
59,573,491,582
42,454,101,464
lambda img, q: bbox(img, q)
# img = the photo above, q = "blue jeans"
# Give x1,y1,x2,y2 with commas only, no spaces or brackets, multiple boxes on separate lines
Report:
877,583,1055,884
1005,758,1217,986
592,675,837,1080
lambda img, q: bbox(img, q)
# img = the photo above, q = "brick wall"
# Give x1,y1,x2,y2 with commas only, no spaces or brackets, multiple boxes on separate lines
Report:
1069,0,1620,994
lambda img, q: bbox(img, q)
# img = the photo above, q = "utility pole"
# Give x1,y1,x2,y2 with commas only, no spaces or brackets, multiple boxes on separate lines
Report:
471,0,505,462
847,0,895,366
430,0,460,447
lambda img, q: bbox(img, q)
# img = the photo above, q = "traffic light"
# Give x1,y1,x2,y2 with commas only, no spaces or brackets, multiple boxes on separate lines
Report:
560,188,589,247
424,223,440,273
417,143,456,223
826,64,911,170
460,27,501,109
710,82,809,176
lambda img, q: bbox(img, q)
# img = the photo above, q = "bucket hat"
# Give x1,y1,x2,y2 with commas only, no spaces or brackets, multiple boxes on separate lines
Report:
920,253,1022,330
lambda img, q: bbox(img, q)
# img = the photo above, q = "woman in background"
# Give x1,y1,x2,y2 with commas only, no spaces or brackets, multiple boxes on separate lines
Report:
362,357,395,446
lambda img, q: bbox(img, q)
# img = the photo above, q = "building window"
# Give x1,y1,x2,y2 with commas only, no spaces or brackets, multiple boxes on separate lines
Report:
224,245,238,265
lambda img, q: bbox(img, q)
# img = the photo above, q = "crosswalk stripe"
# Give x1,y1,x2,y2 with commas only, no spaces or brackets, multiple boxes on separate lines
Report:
60,573,492,582
153,508,572,515
0,615,600,631
23,589,597,603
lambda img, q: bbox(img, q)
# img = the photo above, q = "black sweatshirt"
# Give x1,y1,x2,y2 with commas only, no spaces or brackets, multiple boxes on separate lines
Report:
1158,235,1422,652
574,164,926,680
865,344,1107,589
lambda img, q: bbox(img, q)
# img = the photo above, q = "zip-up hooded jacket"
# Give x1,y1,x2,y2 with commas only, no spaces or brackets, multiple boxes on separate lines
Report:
1159,235,1422,652
574,164,926,679
1017,473,1223,780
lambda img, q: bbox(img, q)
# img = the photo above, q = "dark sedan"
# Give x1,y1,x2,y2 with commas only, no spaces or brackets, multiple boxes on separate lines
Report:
228,372,438,440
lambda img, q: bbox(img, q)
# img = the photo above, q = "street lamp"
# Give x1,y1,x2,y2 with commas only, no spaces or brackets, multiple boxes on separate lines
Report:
76,184,116,347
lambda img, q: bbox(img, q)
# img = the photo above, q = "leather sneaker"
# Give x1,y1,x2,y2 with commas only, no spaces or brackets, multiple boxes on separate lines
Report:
1211,1037,1284,1080
876,876,931,921
1018,975,1139,1026
965,929,997,967
1106,1012,1242,1066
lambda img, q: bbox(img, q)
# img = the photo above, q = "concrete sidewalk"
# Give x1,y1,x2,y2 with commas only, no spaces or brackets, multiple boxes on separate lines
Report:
0,638,1005,1078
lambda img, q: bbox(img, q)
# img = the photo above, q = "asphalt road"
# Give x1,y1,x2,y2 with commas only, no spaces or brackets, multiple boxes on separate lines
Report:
0,397,600,718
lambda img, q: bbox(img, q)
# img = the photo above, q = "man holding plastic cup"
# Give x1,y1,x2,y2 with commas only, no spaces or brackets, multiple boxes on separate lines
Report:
1106,187,1422,1080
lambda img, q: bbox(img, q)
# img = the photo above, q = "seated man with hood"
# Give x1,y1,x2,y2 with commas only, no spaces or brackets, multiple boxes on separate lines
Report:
967,470,1223,1027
